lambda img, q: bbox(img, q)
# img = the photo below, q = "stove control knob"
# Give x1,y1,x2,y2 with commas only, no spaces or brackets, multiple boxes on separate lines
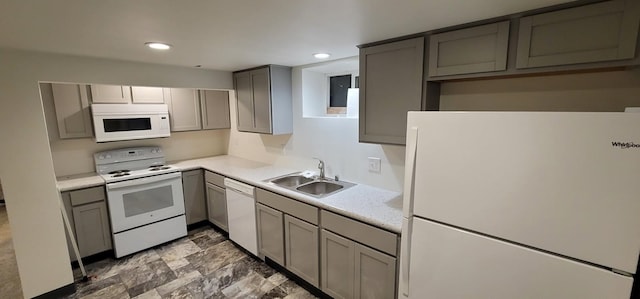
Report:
151,149,157,153
106,154,112,159
98,155,105,160
157,149,162,153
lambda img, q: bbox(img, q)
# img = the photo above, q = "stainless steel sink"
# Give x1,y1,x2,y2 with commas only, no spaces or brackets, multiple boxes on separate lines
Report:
271,175,313,187
296,181,343,195
266,172,356,198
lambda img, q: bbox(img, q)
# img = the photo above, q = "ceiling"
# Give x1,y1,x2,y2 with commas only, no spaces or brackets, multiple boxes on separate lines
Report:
0,0,574,71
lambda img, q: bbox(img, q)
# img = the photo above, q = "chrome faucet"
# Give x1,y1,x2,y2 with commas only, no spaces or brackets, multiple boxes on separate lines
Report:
314,158,325,180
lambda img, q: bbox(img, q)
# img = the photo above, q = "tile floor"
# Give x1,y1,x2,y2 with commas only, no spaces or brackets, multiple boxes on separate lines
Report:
64,227,317,299
0,204,23,299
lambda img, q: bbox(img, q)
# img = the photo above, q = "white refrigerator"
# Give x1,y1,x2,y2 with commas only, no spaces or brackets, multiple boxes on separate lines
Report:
399,112,640,299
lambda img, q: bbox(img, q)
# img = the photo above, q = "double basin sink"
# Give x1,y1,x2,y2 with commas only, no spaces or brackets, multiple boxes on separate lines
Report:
267,172,356,198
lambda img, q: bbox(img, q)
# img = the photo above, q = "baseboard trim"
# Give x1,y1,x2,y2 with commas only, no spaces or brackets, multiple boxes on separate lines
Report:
264,257,331,299
71,250,113,269
186,220,210,231
32,283,75,299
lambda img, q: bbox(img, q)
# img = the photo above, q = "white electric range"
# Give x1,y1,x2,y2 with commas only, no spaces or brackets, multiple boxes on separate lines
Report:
95,146,186,258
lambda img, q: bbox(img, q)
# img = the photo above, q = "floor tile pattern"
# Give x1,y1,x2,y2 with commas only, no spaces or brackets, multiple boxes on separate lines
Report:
0,205,23,299
64,227,317,299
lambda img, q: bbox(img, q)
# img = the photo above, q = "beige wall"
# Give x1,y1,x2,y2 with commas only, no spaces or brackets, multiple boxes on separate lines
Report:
0,48,231,298
40,83,230,177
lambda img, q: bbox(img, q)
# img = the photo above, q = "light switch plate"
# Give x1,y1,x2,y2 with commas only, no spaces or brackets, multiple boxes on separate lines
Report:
368,157,381,173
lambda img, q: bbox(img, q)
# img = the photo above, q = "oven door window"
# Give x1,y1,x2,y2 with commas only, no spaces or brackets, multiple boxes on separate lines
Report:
103,118,152,132
122,185,174,217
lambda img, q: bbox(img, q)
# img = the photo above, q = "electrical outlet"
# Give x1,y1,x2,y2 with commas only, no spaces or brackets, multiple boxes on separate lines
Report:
368,157,381,173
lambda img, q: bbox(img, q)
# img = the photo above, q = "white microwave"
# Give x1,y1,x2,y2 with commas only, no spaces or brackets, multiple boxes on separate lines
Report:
91,104,170,142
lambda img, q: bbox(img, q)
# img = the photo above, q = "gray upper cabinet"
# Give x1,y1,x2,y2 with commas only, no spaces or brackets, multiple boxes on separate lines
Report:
90,84,132,103
234,71,254,132
165,88,202,131
516,0,640,69
429,21,510,77
359,37,424,145
131,86,167,103
182,169,206,225
233,65,293,135
51,83,93,139
200,90,230,130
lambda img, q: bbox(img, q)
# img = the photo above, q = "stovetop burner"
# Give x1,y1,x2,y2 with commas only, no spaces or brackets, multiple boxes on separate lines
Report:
108,170,131,175
149,166,171,171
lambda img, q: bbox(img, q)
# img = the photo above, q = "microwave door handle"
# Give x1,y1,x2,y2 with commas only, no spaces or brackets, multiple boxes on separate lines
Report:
106,172,181,190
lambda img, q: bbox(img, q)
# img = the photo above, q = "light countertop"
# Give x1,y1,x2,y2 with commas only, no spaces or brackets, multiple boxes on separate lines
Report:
57,155,403,233
56,172,106,192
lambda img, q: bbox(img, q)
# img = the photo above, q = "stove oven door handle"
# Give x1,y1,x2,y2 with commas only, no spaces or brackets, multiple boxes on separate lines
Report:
106,172,181,190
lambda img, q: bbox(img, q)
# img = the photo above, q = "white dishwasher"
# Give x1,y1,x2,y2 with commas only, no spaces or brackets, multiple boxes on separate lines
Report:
224,178,258,256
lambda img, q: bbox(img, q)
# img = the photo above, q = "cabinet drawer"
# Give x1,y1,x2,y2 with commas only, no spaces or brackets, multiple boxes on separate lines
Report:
205,171,225,187
321,210,397,256
256,188,318,225
70,186,105,206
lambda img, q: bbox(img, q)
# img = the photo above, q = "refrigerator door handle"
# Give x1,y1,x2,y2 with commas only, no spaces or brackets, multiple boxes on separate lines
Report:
403,127,419,218
401,217,413,296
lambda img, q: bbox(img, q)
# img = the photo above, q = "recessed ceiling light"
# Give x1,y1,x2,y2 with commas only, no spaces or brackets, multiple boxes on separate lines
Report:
313,53,330,59
145,42,172,50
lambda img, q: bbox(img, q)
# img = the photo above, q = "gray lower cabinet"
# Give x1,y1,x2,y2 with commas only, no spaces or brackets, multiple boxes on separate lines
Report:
284,214,319,287
205,171,228,231
256,203,285,265
321,229,355,299
182,169,207,225
429,21,510,77
51,83,93,139
61,186,112,260
72,201,112,257
516,0,640,69
233,65,293,135
353,243,396,299
165,88,202,131
359,37,425,145
200,90,231,130
61,192,78,262
256,188,319,285
320,229,397,299
320,210,398,298
206,182,228,231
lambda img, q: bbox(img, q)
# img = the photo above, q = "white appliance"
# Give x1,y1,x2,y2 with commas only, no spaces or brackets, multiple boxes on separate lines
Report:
92,104,170,142
400,112,640,299
95,146,186,258
224,178,258,256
